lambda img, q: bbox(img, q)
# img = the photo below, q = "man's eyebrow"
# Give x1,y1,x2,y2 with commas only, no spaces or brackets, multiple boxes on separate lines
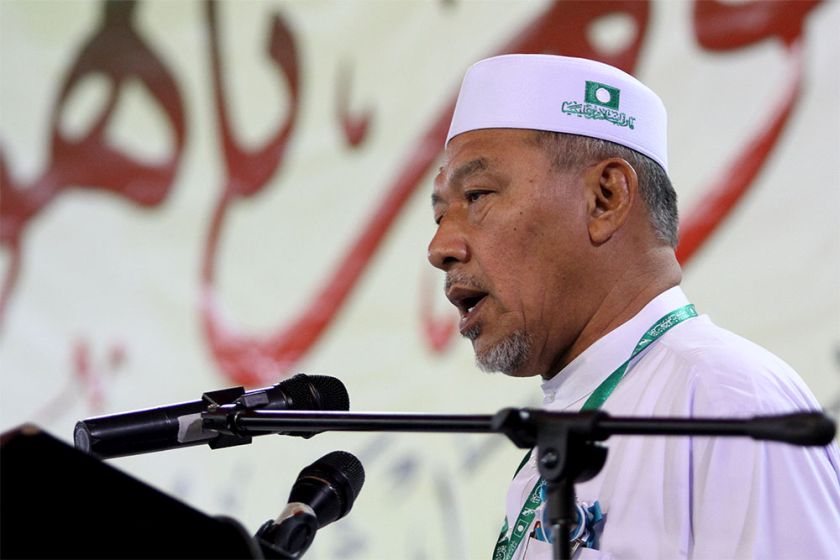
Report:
450,157,489,185
431,157,490,209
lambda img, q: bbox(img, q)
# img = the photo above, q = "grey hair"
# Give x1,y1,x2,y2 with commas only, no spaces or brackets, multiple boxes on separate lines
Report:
533,131,679,248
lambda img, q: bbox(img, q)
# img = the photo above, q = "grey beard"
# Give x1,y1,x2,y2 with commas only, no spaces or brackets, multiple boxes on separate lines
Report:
464,326,531,375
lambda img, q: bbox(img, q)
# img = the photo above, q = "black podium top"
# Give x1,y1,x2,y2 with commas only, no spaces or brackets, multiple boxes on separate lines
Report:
0,425,260,559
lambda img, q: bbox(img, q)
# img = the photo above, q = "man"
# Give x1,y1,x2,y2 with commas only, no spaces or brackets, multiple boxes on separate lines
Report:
429,54,840,559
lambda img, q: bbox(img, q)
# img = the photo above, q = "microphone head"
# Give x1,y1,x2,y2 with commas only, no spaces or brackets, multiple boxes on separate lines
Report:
289,450,365,528
273,374,350,412
273,375,349,439
305,375,351,412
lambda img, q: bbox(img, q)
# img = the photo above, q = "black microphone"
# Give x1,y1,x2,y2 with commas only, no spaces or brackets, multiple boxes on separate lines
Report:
74,374,350,459
256,450,365,559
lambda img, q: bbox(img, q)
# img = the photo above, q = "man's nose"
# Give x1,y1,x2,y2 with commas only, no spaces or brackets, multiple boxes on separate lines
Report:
427,220,469,270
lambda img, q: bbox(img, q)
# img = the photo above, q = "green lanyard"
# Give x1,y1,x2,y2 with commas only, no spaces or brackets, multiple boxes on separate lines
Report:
492,304,697,560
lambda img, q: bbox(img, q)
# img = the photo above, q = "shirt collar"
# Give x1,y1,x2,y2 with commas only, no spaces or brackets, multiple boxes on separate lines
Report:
540,286,690,410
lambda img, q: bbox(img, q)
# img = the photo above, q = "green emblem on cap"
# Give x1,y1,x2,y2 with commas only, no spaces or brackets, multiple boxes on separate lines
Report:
561,80,635,129
585,81,620,110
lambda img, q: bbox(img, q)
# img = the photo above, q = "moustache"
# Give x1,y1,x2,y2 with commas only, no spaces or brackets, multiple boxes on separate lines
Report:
444,270,489,294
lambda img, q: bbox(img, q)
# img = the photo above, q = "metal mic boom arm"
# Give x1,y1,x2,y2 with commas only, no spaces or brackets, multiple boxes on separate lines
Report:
201,407,836,447
201,406,836,560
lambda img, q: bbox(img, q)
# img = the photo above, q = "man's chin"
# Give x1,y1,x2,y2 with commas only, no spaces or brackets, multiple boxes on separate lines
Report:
472,330,531,376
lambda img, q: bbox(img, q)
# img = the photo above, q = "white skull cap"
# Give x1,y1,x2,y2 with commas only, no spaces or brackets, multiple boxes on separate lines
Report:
446,54,668,171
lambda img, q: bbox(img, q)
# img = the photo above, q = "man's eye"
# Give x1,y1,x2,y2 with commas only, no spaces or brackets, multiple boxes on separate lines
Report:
465,190,489,202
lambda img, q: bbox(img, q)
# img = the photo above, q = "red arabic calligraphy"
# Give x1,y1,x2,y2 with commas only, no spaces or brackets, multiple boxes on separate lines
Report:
0,0,825,390
0,0,185,328
337,61,373,148
675,0,821,263
200,0,302,385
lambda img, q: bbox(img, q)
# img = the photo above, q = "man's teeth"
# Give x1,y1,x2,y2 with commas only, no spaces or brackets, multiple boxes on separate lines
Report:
467,305,476,313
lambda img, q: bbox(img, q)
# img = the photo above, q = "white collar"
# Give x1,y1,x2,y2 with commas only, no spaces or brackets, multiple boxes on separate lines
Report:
540,286,691,410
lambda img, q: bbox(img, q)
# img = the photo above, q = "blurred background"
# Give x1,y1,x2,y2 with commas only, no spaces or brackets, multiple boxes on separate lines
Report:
1,1,838,557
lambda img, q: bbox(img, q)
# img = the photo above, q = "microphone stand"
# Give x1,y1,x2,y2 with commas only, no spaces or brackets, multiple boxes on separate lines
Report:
202,407,836,560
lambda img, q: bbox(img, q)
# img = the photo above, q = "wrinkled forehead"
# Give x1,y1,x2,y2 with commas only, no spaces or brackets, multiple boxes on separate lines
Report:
432,129,550,214
435,128,538,186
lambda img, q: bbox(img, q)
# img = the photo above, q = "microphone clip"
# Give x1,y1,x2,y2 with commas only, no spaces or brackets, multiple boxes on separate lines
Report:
201,387,253,450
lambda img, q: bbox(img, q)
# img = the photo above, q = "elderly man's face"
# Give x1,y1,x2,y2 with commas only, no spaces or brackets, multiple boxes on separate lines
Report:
429,129,595,377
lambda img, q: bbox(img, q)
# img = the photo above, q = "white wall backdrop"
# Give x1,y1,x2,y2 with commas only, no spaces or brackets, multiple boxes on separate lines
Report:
1,1,838,558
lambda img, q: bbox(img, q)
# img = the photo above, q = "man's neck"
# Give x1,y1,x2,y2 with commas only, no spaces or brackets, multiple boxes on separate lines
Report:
544,249,682,379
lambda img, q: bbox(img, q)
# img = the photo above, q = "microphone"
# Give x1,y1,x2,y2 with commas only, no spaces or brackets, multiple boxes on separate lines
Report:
74,374,349,459
256,450,365,559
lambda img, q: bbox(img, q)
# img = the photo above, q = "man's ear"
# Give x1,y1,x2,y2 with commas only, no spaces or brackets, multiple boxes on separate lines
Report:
584,158,638,245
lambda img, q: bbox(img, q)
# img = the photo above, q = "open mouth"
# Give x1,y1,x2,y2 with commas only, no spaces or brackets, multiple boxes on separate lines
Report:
446,286,489,331
460,294,486,315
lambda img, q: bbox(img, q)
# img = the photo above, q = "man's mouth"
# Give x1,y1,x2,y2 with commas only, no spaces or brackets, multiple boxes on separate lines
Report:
446,286,489,334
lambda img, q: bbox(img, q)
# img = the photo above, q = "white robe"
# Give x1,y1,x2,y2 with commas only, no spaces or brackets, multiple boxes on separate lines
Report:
503,287,840,559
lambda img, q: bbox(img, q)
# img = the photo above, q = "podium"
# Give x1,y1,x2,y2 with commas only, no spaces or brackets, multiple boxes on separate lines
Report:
0,425,260,559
